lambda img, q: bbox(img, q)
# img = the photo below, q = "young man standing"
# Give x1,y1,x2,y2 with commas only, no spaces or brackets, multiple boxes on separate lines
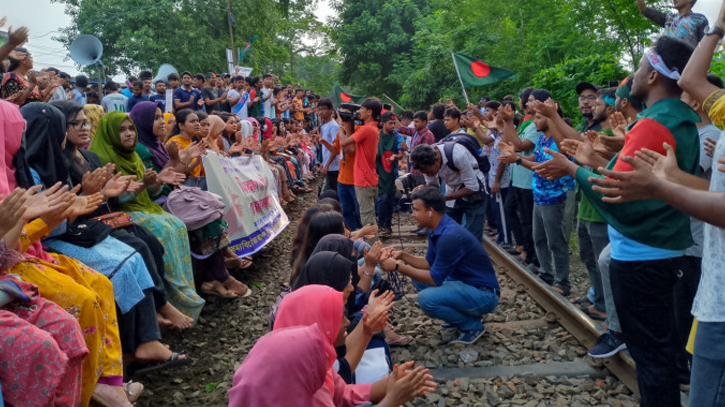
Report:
102,81,128,113
381,187,499,344
428,103,450,142
149,80,168,112
216,75,230,113
377,112,403,238
173,72,202,112
637,0,708,47
167,73,180,92
127,80,149,112
575,82,602,133
498,91,576,296
396,111,435,174
262,74,274,118
247,76,263,118
317,99,341,192
139,70,155,98
202,73,225,114
539,36,698,407
71,75,88,105
292,88,305,121
339,97,381,228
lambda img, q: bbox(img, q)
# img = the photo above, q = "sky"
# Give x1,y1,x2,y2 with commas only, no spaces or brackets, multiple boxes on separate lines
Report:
1,0,721,80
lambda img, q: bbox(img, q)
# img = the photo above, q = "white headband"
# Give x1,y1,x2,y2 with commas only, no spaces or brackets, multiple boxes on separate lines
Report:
645,49,681,81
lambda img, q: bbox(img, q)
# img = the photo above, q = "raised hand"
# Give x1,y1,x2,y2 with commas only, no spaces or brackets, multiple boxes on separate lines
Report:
66,192,104,219
634,143,680,183
81,168,108,195
358,223,378,239
704,136,718,159
156,167,186,186
562,136,596,167
102,172,135,198
608,111,630,139
497,103,516,123
0,188,28,235
597,133,625,156
8,26,29,48
22,183,70,221
531,98,558,118
531,147,575,181
141,168,158,187
381,361,437,407
589,155,660,203
364,240,383,266
497,142,518,164
166,140,180,161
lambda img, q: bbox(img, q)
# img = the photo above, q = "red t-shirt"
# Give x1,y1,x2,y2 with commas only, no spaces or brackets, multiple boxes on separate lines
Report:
351,122,380,187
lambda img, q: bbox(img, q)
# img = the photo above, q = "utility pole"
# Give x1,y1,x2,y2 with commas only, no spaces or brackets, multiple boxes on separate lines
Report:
227,0,236,64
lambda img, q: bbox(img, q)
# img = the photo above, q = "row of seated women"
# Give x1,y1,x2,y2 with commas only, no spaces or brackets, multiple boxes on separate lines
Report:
227,200,433,406
0,96,312,406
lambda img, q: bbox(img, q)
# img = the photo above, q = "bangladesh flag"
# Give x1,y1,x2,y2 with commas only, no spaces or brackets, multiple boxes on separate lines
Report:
452,52,516,88
238,35,259,64
330,83,365,107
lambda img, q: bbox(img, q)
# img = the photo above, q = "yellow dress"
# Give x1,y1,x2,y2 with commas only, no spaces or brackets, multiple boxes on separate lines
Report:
167,135,204,177
8,219,122,407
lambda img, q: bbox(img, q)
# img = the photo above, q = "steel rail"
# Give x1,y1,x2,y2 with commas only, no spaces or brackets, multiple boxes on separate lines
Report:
482,237,640,397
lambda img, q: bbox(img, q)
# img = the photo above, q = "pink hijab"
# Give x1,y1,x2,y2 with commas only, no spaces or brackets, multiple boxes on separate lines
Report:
0,100,52,261
274,285,343,395
229,325,328,407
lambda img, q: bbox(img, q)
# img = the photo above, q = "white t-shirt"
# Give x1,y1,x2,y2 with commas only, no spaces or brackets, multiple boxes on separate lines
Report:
687,125,722,258
692,135,725,322
262,87,272,118
102,93,129,112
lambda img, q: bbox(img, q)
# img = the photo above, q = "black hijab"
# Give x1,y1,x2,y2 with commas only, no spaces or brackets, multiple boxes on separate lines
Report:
20,102,71,186
292,251,355,292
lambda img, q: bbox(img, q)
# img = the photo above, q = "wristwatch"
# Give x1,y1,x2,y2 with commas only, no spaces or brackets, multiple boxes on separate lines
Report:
515,157,523,166
394,262,400,272
706,26,725,37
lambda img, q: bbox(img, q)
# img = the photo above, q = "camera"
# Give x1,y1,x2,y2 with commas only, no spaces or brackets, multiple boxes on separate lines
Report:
338,103,364,128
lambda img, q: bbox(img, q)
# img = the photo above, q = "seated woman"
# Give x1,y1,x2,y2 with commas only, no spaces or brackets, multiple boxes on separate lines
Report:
0,188,88,407
290,211,346,284
165,109,205,179
130,103,253,282
83,103,105,145
1,98,133,406
272,285,436,406
53,101,193,332
22,102,191,367
88,110,206,323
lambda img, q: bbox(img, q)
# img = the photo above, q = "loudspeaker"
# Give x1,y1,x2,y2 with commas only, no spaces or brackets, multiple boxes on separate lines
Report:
69,35,103,66
153,64,179,85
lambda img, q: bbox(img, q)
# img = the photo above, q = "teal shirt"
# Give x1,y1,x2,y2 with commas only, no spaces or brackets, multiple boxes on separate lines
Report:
511,120,540,189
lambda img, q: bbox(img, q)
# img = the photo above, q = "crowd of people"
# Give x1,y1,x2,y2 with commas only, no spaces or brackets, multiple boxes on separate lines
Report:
1,0,725,405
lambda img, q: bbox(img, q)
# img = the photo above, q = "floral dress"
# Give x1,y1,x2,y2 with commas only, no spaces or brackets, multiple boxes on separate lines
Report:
6,219,123,407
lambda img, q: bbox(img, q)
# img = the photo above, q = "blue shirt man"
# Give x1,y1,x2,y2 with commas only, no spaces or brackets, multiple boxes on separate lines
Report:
381,187,499,344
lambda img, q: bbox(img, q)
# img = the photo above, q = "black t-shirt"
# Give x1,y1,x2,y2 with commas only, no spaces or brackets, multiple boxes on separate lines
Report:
201,87,220,112
428,120,451,142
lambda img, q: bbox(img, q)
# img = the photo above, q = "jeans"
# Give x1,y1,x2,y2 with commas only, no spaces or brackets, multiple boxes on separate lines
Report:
512,187,537,266
598,244,620,333
503,186,524,247
673,255,702,385
412,280,499,331
610,257,681,407
355,186,378,227
376,192,394,230
532,199,570,292
491,188,512,245
338,182,361,230
690,321,725,407
445,203,486,242
324,170,339,192
577,220,609,313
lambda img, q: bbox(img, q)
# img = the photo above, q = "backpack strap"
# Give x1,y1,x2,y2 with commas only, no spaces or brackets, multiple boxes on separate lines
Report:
442,142,459,172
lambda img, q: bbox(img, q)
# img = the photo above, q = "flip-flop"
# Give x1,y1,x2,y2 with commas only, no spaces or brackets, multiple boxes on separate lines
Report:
386,335,413,347
580,306,606,321
126,352,191,377
124,381,144,403
200,282,239,299
570,296,592,305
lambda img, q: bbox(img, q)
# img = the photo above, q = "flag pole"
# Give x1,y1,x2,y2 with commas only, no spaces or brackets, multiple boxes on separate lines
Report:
382,93,406,112
451,51,470,105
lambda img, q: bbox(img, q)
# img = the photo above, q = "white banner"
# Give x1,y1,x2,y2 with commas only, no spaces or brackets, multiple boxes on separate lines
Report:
203,152,289,257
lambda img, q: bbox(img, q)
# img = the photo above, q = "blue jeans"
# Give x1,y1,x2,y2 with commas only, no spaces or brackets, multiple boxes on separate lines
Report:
376,192,394,229
338,182,362,230
691,321,725,407
412,280,499,331
445,203,486,242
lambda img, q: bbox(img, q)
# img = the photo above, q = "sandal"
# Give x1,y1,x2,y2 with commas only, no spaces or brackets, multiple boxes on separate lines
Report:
580,306,606,321
386,335,413,347
224,257,253,270
570,296,592,305
200,281,239,298
223,277,253,298
124,381,144,403
126,352,192,377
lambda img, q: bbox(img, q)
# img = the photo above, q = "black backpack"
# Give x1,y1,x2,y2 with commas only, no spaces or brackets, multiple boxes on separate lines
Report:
436,132,490,174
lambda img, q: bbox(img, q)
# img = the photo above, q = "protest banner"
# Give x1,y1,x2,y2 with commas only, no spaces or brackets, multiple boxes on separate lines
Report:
203,152,289,257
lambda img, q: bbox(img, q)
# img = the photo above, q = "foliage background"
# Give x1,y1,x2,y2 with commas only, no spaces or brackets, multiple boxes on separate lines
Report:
54,0,699,112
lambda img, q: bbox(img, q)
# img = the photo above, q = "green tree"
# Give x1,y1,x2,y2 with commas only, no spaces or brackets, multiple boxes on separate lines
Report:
330,0,429,97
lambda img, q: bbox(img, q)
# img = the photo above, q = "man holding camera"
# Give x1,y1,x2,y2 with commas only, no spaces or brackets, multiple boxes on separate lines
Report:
381,187,499,344
339,97,383,227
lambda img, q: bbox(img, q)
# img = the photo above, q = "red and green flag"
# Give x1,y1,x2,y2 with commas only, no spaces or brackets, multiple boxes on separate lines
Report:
331,83,365,107
238,35,259,64
452,52,516,87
